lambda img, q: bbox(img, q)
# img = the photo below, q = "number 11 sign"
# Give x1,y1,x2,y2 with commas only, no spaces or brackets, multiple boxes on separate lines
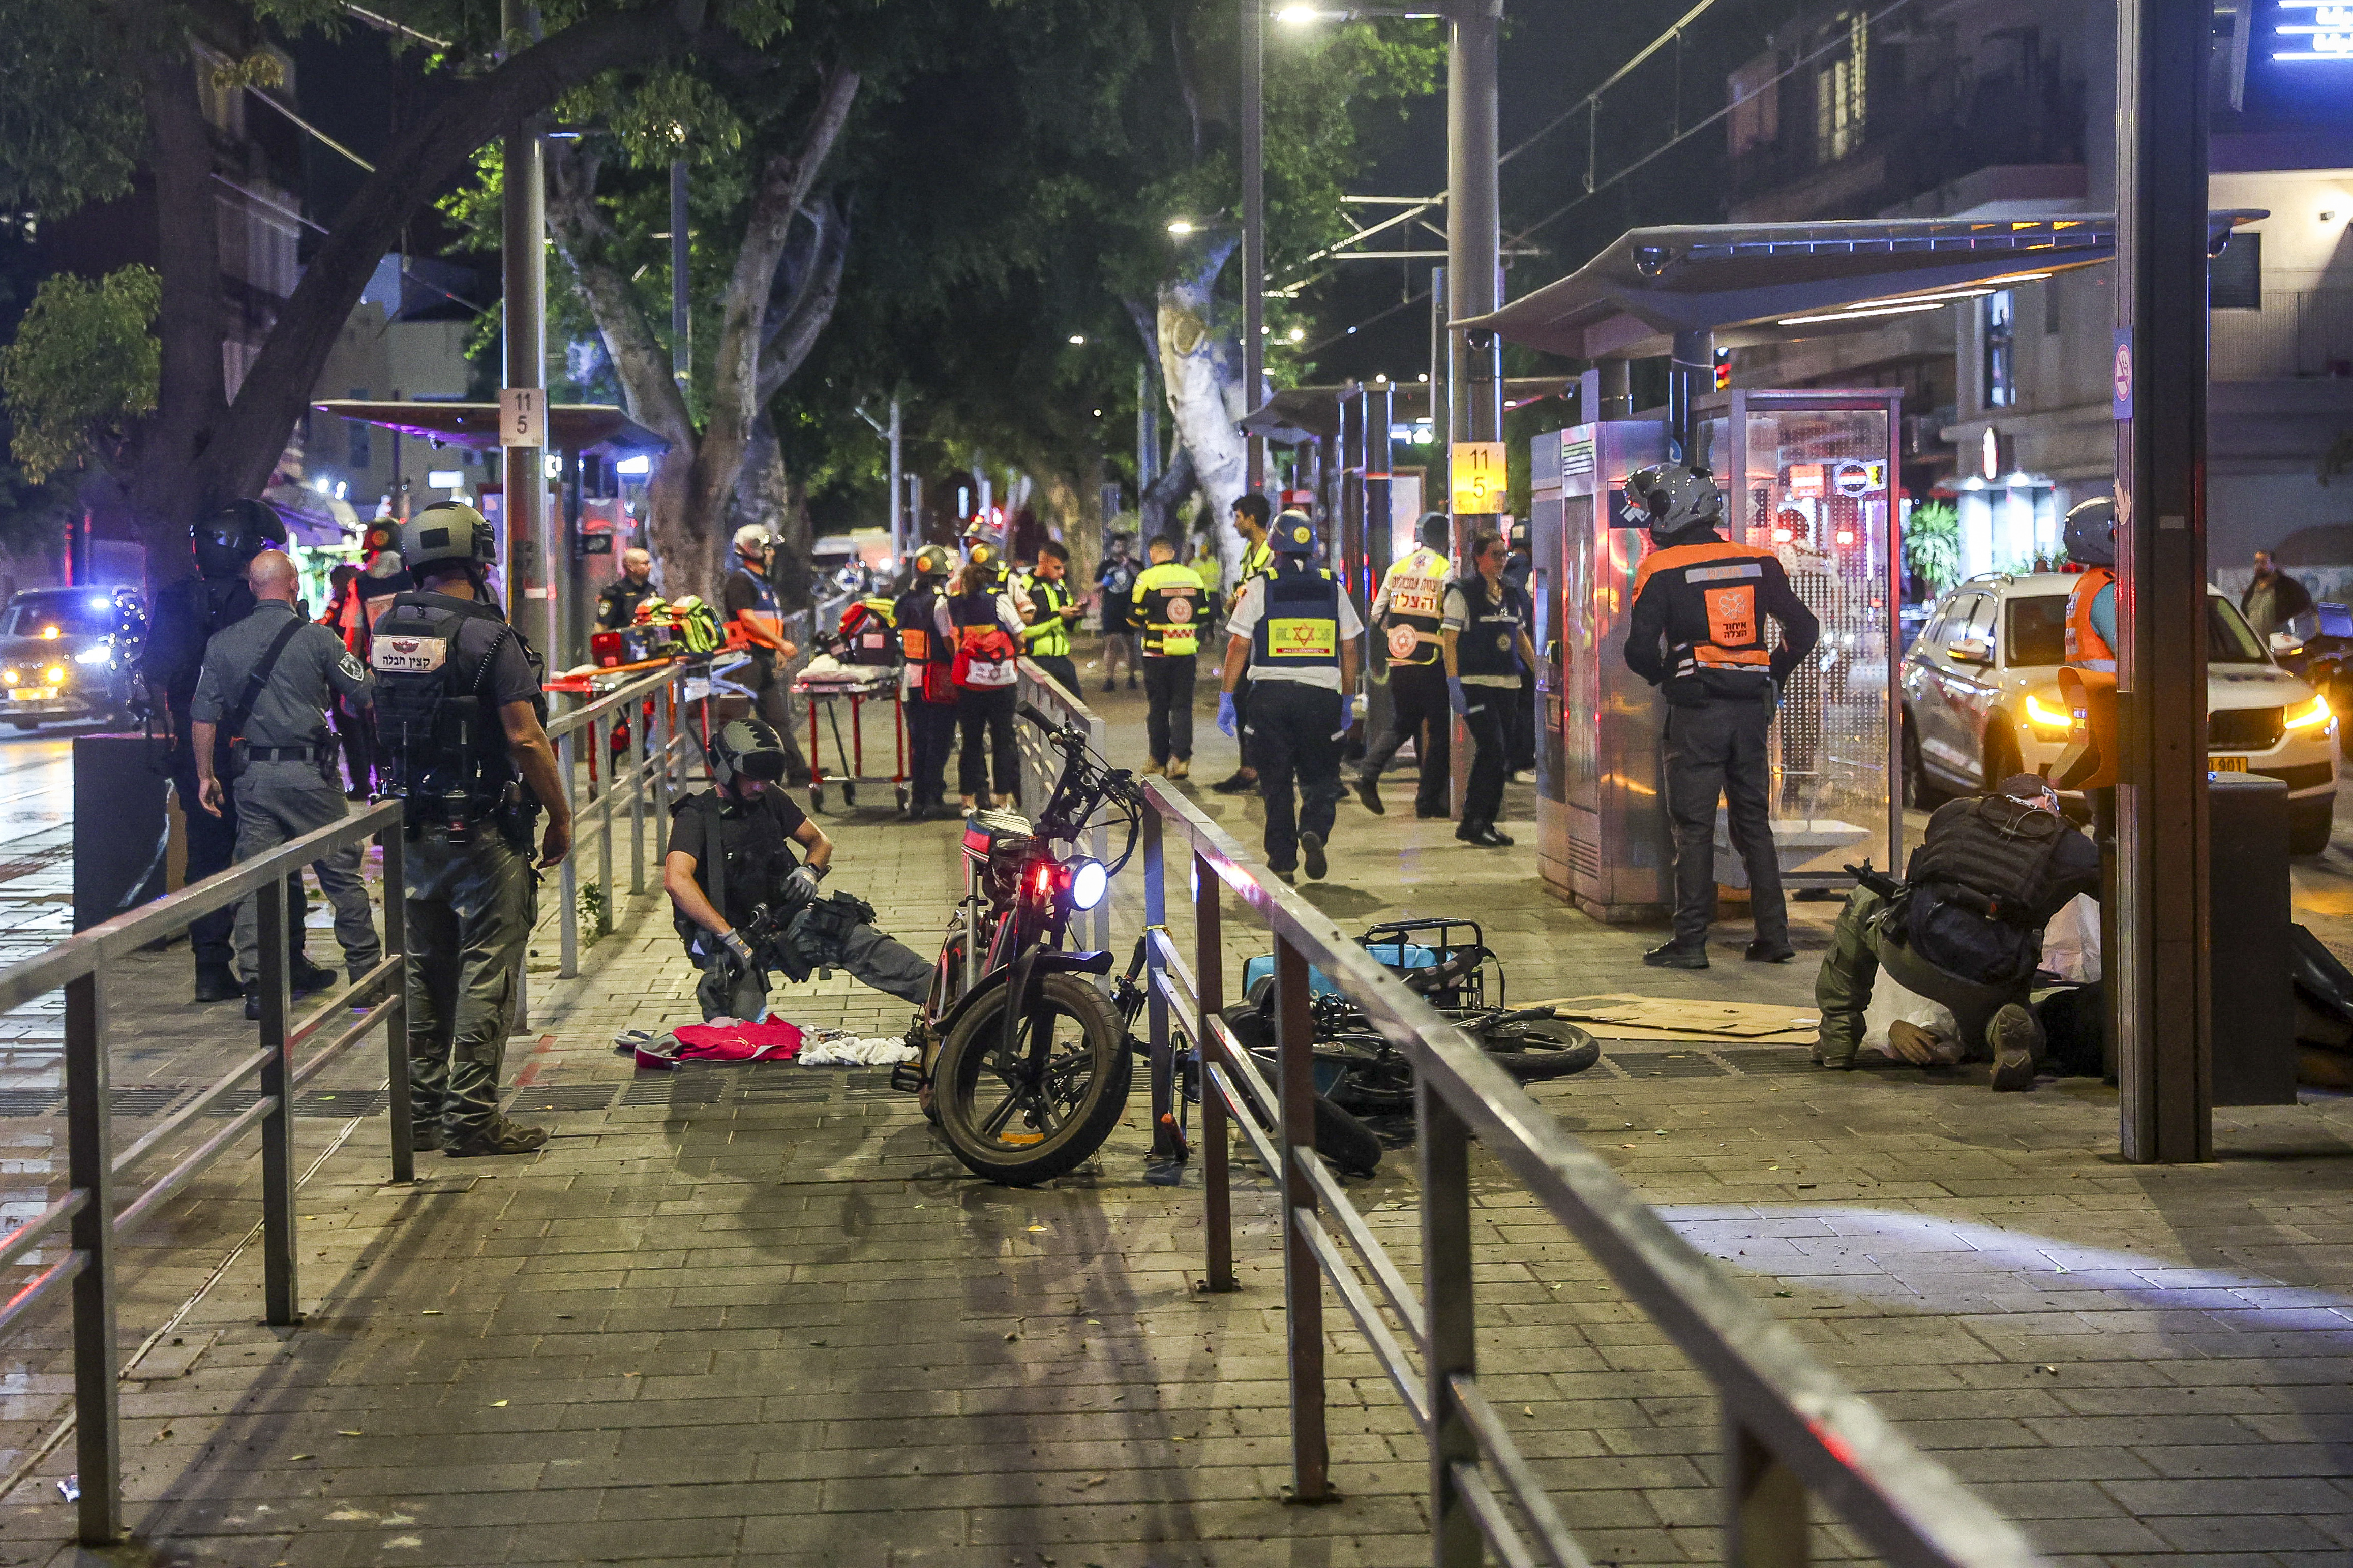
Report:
499,387,546,448
1449,441,1506,513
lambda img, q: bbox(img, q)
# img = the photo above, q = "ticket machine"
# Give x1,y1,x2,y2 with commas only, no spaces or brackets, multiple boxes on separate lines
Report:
1531,389,1905,923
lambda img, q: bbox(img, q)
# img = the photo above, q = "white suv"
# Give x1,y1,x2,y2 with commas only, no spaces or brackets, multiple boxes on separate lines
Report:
1900,572,2339,854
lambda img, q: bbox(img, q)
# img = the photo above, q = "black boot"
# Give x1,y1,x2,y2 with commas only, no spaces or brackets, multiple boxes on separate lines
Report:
194,964,240,1004
1642,941,1709,970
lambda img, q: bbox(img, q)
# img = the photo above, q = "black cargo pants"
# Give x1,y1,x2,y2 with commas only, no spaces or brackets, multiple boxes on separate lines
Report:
1662,693,1788,950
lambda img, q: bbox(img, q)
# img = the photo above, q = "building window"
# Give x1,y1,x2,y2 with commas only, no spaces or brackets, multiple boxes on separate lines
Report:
2211,231,2261,310
1983,293,2016,409
1814,13,1869,164
347,389,370,470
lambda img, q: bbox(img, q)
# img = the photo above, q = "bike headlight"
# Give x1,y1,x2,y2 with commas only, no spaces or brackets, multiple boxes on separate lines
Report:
1065,857,1108,911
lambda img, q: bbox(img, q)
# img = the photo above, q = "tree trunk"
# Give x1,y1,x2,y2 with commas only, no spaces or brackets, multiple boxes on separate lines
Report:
1154,242,1249,581
732,408,810,611
1137,442,1195,546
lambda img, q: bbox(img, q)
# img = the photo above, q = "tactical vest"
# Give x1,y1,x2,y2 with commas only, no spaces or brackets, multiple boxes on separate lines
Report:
1378,547,1449,666
1023,576,1075,657
1907,794,2070,928
2065,566,2116,672
370,591,545,836
1133,563,1203,657
1452,578,1526,680
1249,567,1342,673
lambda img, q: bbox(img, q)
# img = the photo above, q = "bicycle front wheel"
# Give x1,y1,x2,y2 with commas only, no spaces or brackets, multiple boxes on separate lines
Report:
934,972,1132,1185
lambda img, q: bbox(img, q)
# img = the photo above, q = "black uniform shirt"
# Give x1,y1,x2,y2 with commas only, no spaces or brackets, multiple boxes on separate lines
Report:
142,576,256,737
597,577,658,630
666,788,808,929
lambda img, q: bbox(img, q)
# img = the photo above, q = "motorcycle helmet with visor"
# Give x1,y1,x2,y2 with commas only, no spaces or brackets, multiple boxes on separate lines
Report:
1622,462,1725,544
193,499,289,579
709,718,790,791
2062,496,2116,568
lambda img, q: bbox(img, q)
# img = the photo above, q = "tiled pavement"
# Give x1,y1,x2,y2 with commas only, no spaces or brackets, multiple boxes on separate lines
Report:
0,666,2346,1564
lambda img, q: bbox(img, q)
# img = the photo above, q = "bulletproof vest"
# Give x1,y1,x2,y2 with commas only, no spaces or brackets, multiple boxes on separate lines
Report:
1379,547,1449,666
1250,566,1341,672
895,585,949,666
1453,578,1526,679
1907,794,2069,928
370,591,543,832
157,576,256,711
670,790,799,939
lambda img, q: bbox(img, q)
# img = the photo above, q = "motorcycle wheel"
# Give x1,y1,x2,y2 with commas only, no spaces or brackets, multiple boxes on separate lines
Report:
1321,1036,1415,1115
933,971,1132,1185
1477,1019,1600,1081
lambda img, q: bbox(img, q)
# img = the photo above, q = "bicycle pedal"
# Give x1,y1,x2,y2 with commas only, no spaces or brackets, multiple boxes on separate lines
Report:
888,1062,926,1095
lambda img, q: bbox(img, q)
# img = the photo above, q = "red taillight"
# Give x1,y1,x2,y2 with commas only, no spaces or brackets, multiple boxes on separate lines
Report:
1031,864,1060,898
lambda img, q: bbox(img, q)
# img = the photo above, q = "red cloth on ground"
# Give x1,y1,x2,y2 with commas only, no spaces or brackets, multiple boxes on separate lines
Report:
660,1018,805,1064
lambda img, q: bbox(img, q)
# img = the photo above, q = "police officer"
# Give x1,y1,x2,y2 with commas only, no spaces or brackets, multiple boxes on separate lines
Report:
1621,463,1820,970
894,544,958,819
139,501,320,1004
1016,539,1084,698
2063,497,2117,674
1211,493,1277,795
1132,535,1205,778
1218,512,1364,882
665,719,934,1021
373,502,573,1157
1444,529,1538,848
597,547,658,630
190,549,384,1018
1355,511,1454,818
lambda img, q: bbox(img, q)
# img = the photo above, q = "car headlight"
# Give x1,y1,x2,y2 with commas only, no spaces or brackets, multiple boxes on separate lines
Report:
1,670,16,686
42,666,64,685
72,645,108,666
2023,691,2071,735
2285,694,2332,731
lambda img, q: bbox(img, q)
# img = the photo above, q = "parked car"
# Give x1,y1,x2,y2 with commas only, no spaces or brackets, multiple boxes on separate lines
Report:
0,586,147,731
1900,571,2339,855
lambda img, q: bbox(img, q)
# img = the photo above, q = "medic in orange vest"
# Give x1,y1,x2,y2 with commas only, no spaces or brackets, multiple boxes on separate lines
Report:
2054,497,2120,790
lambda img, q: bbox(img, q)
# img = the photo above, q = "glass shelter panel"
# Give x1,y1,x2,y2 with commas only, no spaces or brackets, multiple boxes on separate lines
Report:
1727,392,1902,886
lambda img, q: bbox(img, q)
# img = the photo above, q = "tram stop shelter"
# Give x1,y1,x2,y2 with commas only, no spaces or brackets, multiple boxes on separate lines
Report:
1429,213,2253,922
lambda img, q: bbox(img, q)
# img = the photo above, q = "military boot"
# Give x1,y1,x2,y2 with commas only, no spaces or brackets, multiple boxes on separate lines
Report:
445,1118,548,1157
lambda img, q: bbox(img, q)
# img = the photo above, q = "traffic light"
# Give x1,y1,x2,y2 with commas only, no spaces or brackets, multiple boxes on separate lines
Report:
1712,348,1732,391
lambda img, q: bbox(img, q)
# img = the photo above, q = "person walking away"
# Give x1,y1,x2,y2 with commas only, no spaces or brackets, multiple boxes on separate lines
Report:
597,547,658,630
944,561,1024,810
1096,534,1142,692
1621,463,1819,969
1132,535,1206,778
721,525,811,783
1016,539,1084,698
139,501,319,1005
1211,493,1277,795
1443,530,1538,848
1813,775,2100,1091
1355,511,1454,818
893,545,959,820
372,503,573,1156
190,550,383,1020
2241,548,2316,645
1218,511,1363,881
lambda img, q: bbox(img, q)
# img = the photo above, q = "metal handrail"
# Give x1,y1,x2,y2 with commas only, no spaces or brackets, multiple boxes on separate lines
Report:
546,662,700,980
1133,776,2039,1568
0,797,407,1547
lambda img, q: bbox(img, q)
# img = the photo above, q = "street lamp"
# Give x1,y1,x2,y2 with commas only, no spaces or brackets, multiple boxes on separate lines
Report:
1166,218,1198,236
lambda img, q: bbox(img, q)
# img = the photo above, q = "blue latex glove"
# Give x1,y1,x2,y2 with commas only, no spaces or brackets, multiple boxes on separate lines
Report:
1446,677,1470,717
1216,691,1239,737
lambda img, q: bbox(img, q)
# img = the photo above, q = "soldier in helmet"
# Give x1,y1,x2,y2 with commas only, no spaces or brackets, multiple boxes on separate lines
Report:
372,502,574,1157
138,500,322,1005
1621,463,1820,970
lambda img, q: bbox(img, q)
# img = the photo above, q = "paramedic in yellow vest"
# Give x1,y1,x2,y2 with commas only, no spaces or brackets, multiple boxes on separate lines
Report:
1016,539,1083,699
1212,493,1278,795
1621,463,1819,971
1218,512,1363,882
1355,511,1454,819
1132,535,1205,778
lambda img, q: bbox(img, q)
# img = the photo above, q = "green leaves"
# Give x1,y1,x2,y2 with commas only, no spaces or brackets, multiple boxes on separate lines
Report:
0,266,162,484
0,9,145,217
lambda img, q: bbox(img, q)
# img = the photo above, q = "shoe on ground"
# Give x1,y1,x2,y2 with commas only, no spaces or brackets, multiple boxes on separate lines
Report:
1466,824,1513,847
1210,772,1256,795
1415,807,1446,820
1810,1040,1855,1071
290,957,338,996
1642,942,1709,970
1355,776,1385,815
1744,940,1797,964
1885,1019,1956,1068
1301,831,1328,881
1103,681,1115,694
242,983,261,1022
1167,758,1189,779
1273,867,1296,885
194,965,241,1004
444,1118,548,1157
1140,758,1166,777
1986,1003,2042,1092
409,1122,442,1153
1454,819,1476,842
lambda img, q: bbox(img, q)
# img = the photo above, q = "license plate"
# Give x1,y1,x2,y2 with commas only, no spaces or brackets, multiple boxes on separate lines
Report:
2210,754,2249,771
10,688,56,701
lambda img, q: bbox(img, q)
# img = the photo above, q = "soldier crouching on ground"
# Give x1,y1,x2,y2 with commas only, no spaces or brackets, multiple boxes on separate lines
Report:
663,719,934,1023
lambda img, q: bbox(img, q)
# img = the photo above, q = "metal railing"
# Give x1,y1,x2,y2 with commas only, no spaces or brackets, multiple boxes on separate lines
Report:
545,662,701,980
0,797,410,1546
1015,659,1110,955
1134,778,2039,1568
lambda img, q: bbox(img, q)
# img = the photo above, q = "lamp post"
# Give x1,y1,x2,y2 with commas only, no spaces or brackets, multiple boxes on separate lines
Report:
500,0,556,663
1243,0,1265,495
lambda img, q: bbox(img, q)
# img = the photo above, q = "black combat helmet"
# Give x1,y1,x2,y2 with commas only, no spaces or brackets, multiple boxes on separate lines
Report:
193,499,289,580
709,718,790,791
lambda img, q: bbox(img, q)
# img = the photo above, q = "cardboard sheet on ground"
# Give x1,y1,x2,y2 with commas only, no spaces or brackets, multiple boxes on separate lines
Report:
1525,994,1820,1044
